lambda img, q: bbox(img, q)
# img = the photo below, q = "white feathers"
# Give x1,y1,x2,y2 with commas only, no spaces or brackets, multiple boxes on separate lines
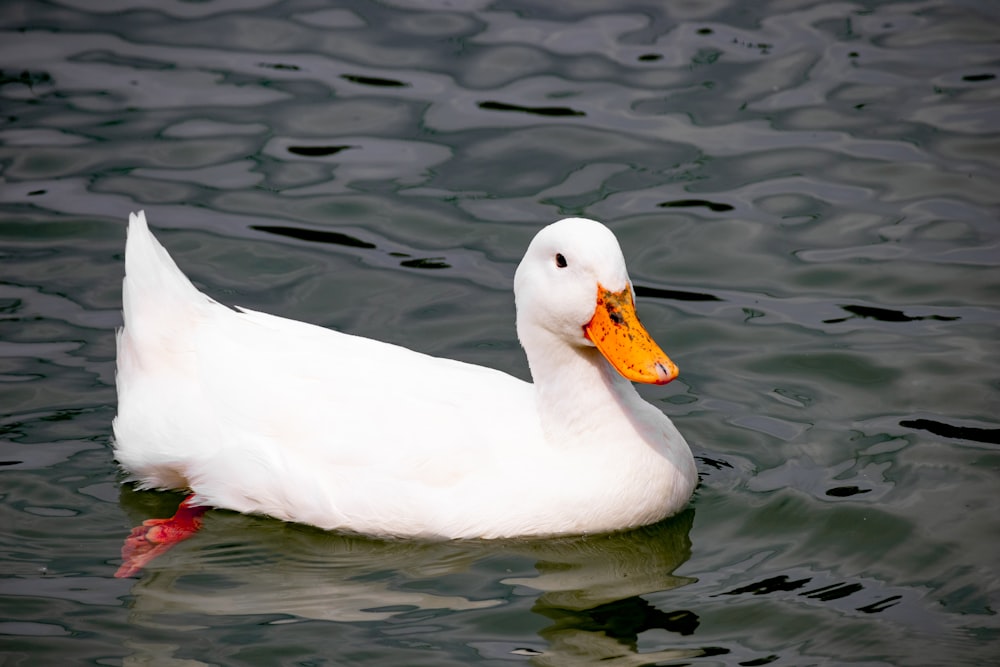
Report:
113,211,696,538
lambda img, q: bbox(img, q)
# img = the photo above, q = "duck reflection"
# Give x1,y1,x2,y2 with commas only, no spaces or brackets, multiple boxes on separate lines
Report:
118,488,702,665
511,511,709,665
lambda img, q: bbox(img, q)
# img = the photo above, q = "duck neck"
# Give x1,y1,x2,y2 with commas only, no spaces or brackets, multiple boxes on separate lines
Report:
523,329,642,447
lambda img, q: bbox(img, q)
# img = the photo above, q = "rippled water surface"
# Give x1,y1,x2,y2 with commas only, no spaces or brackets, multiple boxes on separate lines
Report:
2,0,998,665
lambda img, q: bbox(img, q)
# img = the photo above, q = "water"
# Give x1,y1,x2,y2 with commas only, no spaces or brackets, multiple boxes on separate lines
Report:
1,0,998,664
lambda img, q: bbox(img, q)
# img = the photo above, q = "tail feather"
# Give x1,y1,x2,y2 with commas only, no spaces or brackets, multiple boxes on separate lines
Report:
123,211,208,327
118,210,223,395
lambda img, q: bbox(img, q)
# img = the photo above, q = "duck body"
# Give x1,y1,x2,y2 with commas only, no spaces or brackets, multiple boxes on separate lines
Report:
113,212,696,539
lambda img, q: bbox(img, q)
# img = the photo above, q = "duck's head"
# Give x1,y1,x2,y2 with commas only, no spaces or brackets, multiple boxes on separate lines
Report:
514,218,678,385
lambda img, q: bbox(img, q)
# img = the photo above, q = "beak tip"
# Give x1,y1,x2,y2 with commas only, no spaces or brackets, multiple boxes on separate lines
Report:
654,361,679,385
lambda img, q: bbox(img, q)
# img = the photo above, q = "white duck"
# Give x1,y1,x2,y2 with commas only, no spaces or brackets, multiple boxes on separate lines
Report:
113,211,696,540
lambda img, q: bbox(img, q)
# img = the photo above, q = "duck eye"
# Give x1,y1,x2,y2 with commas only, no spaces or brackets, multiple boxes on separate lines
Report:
555,253,567,268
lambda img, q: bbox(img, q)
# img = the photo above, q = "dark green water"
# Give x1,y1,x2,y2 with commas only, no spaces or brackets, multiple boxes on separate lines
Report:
1,1,998,665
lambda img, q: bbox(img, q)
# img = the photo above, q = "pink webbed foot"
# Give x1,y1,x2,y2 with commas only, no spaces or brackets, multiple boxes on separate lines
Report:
115,495,208,578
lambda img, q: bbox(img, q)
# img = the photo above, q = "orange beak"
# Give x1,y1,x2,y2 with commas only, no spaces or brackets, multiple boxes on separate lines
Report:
583,283,679,385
